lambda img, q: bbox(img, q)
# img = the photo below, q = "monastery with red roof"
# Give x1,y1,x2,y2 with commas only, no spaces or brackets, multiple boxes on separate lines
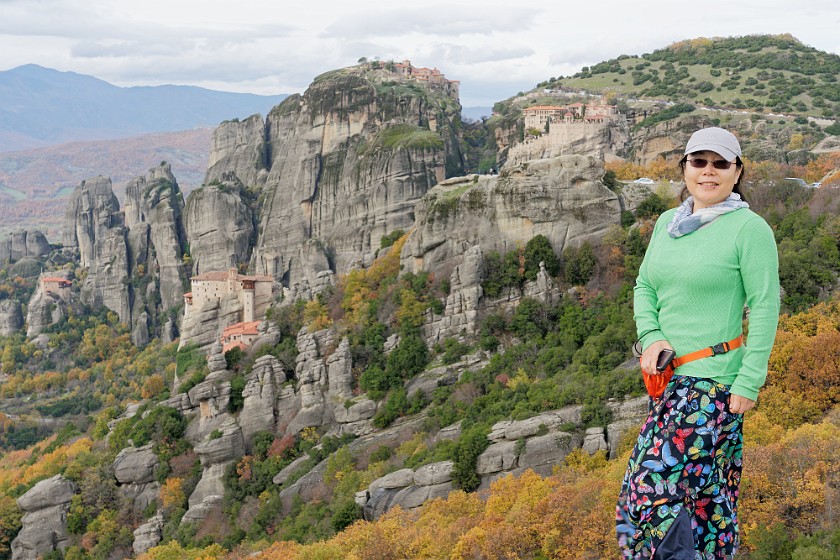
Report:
183,268,273,324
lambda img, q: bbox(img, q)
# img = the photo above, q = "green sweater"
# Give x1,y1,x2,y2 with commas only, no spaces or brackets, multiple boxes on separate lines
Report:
635,207,780,401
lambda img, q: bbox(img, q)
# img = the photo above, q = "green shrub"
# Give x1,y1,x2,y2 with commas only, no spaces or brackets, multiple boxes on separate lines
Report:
369,445,393,463
331,500,362,532
563,242,596,286
524,235,561,280
441,338,470,364
451,425,490,492
380,229,405,248
228,374,246,413
634,193,669,219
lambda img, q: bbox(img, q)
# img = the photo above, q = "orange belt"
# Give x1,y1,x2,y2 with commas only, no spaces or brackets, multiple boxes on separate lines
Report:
642,335,743,399
671,335,743,369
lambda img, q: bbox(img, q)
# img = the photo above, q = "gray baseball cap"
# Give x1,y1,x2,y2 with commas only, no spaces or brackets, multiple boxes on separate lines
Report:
684,127,741,161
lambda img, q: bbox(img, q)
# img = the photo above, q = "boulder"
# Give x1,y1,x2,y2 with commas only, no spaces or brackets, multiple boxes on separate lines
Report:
413,461,454,486
11,475,77,560
113,444,158,485
193,419,244,466
133,514,164,556
0,299,24,336
369,469,415,493
582,427,609,455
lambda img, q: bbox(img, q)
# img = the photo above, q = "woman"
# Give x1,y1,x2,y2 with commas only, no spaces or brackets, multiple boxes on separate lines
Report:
616,127,780,559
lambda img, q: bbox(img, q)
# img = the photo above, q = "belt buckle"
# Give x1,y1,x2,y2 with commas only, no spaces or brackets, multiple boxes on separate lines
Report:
710,342,726,355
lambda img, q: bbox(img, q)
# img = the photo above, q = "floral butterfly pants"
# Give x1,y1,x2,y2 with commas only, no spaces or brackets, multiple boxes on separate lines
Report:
616,376,743,559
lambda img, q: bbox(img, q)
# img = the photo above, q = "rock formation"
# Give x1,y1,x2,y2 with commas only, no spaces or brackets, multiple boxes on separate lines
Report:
505,118,630,167
25,281,67,337
62,165,189,344
184,173,256,276
204,65,464,297
11,475,77,560
62,176,123,269
112,444,160,516
0,230,51,264
402,156,620,278
0,299,24,336
123,162,189,312
204,114,269,189
133,514,164,556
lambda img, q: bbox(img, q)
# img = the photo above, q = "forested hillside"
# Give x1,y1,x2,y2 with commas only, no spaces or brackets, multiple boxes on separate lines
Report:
549,35,840,120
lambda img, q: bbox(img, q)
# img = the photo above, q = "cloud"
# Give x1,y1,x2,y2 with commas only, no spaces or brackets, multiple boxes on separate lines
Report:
323,5,542,39
428,44,534,66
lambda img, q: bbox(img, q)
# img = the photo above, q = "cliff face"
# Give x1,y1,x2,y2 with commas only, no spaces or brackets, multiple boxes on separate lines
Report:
205,66,464,296
204,114,269,189
62,176,122,269
123,163,189,312
184,173,256,276
402,155,620,276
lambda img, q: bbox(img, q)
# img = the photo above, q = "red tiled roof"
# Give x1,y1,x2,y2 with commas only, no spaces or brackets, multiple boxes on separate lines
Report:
221,320,261,340
223,341,247,353
42,277,70,283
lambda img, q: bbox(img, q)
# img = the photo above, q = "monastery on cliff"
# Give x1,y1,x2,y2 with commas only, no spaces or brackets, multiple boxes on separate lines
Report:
183,268,273,323
506,100,623,166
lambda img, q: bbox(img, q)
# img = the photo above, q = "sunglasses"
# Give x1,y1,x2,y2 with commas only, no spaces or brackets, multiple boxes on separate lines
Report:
687,158,738,170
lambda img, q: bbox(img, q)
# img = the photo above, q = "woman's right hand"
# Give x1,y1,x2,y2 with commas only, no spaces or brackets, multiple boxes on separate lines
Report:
640,339,674,375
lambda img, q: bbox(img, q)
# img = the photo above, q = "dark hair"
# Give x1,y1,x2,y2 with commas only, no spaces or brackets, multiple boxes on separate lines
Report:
678,155,747,203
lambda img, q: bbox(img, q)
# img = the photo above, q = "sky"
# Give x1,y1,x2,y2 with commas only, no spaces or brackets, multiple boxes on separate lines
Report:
2,0,840,107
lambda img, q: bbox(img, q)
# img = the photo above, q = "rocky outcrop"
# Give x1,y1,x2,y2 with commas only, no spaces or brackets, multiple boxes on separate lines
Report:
62,176,122,268
0,299,24,336
62,176,133,324
178,292,245,353
360,399,649,519
113,444,160,516
123,163,188,312
25,284,66,337
183,418,244,524
80,220,132,323
11,475,77,560
0,230,51,264
239,354,286,446
201,66,463,296
205,115,269,189
364,462,455,520
284,329,376,437
184,173,256,276
401,156,620,278
630,114,712,166
62,165,190,344
133,514,164,556
506,118,631,167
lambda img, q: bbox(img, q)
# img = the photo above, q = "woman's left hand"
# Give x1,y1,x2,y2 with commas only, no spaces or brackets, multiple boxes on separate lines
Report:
728,394,755,414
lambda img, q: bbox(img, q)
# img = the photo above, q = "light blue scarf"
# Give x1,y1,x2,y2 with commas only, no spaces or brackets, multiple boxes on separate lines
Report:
666,193,749,238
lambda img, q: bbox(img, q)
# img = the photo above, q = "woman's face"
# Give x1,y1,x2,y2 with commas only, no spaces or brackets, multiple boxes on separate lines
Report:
683,150,742,212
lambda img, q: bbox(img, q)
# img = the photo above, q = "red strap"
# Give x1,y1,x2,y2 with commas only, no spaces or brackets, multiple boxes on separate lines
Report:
671,335,743,369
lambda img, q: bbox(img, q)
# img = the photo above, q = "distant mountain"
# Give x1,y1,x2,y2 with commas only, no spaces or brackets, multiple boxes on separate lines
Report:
0,64,287,152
